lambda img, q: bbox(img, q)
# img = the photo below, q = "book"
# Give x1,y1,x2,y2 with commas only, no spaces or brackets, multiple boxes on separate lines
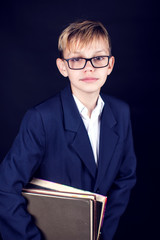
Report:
22,178,107,240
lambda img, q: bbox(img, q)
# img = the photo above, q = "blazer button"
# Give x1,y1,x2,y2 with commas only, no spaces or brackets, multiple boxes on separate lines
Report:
96,189,100,194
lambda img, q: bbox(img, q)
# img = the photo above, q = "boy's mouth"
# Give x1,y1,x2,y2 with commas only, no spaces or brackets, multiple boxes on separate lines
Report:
80,77,99,82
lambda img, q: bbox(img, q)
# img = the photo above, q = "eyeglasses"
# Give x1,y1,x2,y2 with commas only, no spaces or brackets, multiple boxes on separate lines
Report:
63,56,111,70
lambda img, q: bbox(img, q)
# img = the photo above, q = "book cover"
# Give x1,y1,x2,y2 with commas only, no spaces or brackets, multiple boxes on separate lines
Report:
22,178,107,240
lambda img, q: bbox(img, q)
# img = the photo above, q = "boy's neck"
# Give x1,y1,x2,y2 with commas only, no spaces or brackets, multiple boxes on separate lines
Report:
73,90,100,118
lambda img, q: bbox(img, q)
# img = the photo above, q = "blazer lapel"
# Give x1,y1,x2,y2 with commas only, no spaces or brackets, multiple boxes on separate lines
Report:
71,123,97,179
94,96,119,192
60,85,97,179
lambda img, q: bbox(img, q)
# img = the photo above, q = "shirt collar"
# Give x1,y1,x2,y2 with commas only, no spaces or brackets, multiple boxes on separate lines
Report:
73,94,104,119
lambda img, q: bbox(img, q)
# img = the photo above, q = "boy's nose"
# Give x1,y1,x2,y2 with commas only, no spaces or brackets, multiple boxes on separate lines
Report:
84,60,94,71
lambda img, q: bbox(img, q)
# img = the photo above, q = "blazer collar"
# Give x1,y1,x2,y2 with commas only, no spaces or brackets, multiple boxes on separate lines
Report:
94,94,119,191
60,85,97,178
60,85,118,186
60,85,117,131
60,84,81,132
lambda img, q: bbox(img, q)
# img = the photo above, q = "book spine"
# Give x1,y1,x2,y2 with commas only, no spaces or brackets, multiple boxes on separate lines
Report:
94,200,97,240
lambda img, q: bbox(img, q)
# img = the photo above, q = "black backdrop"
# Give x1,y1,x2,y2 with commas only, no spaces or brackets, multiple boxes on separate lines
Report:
0,1,159,239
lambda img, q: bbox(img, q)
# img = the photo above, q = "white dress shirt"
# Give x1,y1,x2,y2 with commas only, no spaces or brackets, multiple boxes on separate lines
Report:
73,95,104,164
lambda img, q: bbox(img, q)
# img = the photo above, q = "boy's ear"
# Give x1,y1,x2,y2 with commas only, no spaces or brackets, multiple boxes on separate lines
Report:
56,58,68,77
107,56,115,75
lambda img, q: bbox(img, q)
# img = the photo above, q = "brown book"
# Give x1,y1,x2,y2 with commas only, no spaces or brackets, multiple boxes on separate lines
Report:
22,178,107,240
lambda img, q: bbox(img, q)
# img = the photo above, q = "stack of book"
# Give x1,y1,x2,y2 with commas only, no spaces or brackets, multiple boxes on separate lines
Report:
22,178,107,240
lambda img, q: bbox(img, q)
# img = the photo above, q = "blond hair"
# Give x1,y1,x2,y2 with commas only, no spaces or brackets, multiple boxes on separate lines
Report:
58,20,112,58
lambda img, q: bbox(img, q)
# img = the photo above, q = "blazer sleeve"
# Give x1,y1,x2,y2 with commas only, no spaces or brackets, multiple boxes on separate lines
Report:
101,106,137,240
0,108,46,240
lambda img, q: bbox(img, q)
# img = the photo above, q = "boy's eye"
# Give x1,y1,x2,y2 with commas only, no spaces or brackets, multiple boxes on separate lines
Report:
70,57,83,62
93,56,104,61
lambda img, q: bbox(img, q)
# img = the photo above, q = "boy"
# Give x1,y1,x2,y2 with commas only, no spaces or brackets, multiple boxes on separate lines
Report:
0,20,136,240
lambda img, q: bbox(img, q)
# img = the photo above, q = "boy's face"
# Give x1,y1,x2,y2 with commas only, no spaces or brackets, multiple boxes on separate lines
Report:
56,38,114,98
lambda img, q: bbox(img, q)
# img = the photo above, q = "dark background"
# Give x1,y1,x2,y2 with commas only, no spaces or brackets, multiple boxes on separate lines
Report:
0,1,159,239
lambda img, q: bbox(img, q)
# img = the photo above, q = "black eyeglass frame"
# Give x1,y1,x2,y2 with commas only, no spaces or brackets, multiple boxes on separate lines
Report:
63,55,111,70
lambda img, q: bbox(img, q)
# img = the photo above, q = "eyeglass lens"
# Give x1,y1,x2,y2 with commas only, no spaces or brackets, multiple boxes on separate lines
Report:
68,56,109,69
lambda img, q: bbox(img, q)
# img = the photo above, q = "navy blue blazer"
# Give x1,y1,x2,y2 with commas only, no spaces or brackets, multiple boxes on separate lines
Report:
0,85,136,240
